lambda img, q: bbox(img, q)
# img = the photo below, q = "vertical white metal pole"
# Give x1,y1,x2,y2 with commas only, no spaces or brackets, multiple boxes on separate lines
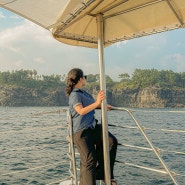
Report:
96,14,111,185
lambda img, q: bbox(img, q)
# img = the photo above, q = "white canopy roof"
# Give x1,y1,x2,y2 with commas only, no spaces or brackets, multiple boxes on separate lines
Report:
1,0,185,48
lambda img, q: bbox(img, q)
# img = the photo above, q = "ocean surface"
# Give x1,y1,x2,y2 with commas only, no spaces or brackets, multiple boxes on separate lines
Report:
0,106,185,185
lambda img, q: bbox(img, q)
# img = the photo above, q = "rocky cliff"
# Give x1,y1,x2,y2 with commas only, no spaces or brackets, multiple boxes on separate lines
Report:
0,85,185,108
109,87,185,108
0,85,68,106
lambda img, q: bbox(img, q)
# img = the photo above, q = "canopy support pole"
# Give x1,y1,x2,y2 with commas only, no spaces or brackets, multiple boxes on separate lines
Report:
96,14,111,185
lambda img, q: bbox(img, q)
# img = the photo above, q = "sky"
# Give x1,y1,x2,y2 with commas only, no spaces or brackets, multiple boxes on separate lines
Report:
0,8,185,81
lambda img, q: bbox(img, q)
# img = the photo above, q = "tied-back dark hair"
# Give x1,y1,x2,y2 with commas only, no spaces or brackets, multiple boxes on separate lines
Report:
65,68,84,96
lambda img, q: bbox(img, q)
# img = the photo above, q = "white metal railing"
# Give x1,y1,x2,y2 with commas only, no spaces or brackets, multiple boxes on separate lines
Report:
111,106,178,185
65,107,184,185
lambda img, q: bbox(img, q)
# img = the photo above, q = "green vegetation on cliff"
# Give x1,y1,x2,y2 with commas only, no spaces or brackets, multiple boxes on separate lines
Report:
0,68,185,90
0,69,185,107
86,69,185,90
0,69,65,89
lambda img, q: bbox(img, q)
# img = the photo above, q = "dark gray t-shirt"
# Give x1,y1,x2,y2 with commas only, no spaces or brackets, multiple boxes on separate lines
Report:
69,88,96,133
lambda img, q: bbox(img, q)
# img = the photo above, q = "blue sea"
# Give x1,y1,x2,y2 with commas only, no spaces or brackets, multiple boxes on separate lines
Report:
0,107,185,185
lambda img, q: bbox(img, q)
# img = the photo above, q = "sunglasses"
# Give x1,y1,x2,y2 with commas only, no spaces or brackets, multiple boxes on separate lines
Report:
83,75,87,80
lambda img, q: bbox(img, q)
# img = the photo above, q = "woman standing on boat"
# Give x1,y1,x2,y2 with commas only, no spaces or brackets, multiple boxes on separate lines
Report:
66,68,118,185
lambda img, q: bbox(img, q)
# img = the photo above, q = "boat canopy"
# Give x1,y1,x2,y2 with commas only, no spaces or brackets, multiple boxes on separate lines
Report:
1,0,185,48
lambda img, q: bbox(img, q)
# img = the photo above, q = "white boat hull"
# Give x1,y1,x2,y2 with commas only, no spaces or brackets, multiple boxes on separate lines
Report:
59,180,79,185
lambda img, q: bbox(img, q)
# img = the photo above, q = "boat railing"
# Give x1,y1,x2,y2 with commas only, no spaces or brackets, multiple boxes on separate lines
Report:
66,110,78,185
1,107,185,185
65,107,185,185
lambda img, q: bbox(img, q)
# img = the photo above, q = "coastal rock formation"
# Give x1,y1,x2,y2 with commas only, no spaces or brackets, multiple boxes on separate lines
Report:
109,87,185,108
0,85,68,106
0,85,185,108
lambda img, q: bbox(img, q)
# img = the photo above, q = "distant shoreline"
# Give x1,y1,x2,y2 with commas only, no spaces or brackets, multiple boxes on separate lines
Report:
0,85,184,108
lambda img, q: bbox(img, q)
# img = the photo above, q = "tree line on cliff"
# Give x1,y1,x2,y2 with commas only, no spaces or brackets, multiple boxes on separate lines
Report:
0,69,184,90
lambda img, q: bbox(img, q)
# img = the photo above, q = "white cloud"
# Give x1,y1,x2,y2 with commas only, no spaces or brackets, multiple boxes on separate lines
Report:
161,53,185,72
0,19,98,76
15,60,23,67
0,21,55,71
34,57,46,64
111,40,128,48
10,14,21,19
0,11,5,19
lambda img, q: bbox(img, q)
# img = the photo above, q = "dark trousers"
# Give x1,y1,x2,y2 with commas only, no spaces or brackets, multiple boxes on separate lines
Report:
73,124,118,185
